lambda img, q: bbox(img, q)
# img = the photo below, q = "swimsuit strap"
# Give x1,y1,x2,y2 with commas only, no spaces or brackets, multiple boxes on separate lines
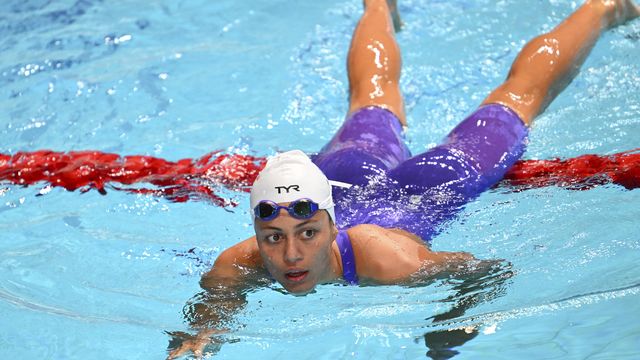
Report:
336,230,359,285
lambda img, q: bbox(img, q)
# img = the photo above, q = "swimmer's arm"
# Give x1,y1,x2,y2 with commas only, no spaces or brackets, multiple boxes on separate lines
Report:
357,228,513,338
167,237,261,359
193,236,260,325
350,225,493,284
413,251,506,282
193,237,259,323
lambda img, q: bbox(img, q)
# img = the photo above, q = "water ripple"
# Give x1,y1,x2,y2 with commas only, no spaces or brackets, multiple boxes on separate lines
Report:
0,286,175,329
424,281,640,332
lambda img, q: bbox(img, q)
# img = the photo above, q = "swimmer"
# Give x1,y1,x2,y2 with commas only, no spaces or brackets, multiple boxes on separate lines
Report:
167,0,640,358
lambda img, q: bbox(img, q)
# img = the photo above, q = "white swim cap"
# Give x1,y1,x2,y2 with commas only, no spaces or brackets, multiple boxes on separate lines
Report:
250,150,350,223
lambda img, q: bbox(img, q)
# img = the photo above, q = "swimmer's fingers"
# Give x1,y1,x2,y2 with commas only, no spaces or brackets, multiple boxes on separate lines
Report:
472,258,513,277
165,329,229,359
166,338,204,359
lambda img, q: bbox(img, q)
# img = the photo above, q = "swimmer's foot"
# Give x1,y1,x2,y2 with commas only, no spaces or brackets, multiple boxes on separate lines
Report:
387,0,403,32
591,0,640,29
364,0,402,32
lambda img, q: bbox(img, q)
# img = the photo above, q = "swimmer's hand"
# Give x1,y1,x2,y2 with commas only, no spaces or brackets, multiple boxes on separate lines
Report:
166,328,227,359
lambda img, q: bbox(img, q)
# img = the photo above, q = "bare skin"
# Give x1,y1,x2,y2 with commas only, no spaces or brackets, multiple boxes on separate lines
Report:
167,0,639,358
483,0,640,125
348,0,406,125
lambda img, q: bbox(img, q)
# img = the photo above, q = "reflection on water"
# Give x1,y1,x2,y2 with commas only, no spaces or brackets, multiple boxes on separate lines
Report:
420,261,513,359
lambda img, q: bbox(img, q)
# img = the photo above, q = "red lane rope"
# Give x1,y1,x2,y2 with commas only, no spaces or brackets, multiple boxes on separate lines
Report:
1,148,638,206
0,150,265,206
498,148,640,191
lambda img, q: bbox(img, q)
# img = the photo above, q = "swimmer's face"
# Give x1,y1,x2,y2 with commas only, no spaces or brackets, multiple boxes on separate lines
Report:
254,206,337,295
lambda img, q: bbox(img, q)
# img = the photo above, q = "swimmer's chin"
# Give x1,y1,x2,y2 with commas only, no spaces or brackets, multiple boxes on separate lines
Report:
282,283,318,296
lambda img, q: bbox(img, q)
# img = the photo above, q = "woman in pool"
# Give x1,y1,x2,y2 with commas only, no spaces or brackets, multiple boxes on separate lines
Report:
168,0,639,357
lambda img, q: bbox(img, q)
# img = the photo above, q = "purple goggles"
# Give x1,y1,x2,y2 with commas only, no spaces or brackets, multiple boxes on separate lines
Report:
253,198,320,221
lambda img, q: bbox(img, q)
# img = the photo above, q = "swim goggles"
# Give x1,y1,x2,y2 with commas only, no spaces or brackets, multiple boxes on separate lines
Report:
253,198,319,221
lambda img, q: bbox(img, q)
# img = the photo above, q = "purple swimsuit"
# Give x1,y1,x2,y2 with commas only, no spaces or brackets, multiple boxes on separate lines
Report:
313,105,528,285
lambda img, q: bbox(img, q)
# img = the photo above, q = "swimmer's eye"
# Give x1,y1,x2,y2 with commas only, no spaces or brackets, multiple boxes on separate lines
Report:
265,234,281,243
301,229,316,239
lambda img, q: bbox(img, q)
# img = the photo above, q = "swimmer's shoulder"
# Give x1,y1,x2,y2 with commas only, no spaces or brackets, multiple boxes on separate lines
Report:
201,236,263,288
345,224,426,249
345,224,432,284
218,236,261,267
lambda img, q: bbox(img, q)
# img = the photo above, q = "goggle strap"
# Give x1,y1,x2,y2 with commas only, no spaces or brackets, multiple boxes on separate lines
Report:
328,180,352,189
317,196,334,210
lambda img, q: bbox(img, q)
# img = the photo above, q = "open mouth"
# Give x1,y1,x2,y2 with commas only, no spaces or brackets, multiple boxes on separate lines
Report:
285,270,309,282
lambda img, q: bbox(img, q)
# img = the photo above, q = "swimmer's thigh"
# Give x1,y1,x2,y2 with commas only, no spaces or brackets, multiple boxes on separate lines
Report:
389,104,528,197
313,106,411,185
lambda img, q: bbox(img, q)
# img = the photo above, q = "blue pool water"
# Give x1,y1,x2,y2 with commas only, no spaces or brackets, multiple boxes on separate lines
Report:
1,0,639,359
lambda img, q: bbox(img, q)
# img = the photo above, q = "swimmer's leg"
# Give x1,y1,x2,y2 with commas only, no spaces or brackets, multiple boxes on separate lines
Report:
347,0,406,125
313,0,410,186
483,0,640,125
387,104,528,241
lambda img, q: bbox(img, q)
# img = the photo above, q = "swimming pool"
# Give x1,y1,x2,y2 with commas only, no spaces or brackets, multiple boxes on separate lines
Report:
1,0,639,358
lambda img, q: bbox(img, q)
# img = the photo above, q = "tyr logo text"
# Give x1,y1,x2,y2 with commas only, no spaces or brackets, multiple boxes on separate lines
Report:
275,185,300,194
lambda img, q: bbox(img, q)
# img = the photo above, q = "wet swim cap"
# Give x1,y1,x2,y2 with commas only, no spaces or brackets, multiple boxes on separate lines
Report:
250,150,349,223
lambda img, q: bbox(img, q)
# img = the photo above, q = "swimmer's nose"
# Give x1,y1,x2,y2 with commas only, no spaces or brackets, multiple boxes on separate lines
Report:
284,239,303,264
